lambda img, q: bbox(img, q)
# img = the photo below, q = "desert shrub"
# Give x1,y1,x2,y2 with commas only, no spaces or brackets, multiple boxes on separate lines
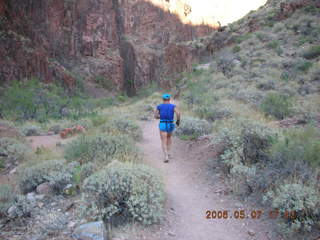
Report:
255,32,270,42
263,183,320,233
232,88,265,106
64,134,138,164
175,117,212,140
89,114,109,127
302,45,320,59
266,40,279,49
234,33,252,44
16,159,79,194
194,106,231,122
0,184,15,217
215,120,277,167
270,126,320,167
82,161,165,225
260,93,293,119
20,124,42,136
0,79,100,122
214,120,277,195
101,117,143,141
232,45,241,53
183,80,218,107
294,60,313,73
0,137,30,164
256,80,275,90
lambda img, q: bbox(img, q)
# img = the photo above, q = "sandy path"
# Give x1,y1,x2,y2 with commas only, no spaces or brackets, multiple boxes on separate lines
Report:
138,120,274,240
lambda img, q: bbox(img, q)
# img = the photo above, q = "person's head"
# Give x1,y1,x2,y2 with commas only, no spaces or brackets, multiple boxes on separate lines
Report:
162,93,171,103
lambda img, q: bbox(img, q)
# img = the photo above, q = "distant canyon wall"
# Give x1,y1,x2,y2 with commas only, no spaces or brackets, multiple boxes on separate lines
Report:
0,0,270,94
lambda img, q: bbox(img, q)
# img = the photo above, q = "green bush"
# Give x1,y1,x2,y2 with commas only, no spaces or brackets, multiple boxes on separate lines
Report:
260,93,293,119
216,120,277,166
101,117,143,141
232,45,241,53
64,134,138,164
302,45,320,59
266,40,279,49
214,120,277,195
0,137,30,164
20,124,42,136
263,183,320,233
194,106,231,122
0,184,15,217
270,126,320,167
16,159,79,194
0,79,101,122
294,60,313,73
82,161,165,225
175,117,212,140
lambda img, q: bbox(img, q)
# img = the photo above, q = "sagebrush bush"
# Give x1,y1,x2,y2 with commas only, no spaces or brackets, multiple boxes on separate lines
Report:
260,92,293,119
215,120,277,167
101,117,142,141
263,183,320,233
302,45,320,59
82,161,165,225
64,134,139,164
270,126,320,167
20,124,42,136
16,159,79,194
0,137,30,164
175,117,212,140
0,184,15,217
194,106,231,122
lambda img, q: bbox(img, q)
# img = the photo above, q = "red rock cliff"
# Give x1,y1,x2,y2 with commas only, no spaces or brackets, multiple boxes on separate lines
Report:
0,0,217,94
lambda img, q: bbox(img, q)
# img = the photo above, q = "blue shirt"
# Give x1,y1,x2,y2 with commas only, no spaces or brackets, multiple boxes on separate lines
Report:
157,103,176,121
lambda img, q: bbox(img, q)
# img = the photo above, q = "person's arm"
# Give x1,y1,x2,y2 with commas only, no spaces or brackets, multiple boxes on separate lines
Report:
154,109,160,119
174,107,181,126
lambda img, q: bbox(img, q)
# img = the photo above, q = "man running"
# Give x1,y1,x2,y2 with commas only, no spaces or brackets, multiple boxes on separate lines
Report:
154,94,181,163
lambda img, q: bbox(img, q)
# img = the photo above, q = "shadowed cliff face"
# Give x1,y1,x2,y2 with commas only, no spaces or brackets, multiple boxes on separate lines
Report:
0,0,269,93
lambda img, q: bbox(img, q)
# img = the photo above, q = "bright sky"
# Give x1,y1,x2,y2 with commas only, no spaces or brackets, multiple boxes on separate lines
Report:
186,0,267,25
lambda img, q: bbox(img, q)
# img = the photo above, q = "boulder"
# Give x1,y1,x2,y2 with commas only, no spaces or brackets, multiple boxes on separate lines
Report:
36,182,54,195
73,221,108,240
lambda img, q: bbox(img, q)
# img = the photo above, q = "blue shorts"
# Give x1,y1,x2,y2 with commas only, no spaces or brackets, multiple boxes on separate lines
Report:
159,121,175,133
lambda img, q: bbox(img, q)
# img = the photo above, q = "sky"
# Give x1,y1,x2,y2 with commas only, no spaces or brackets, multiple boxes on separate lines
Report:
185,0,268,25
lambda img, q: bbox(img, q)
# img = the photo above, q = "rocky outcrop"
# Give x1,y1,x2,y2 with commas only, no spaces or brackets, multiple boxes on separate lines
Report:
0,0,217,93
73,221,108,240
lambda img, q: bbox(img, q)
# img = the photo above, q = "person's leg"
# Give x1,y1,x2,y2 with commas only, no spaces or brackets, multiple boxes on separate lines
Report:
160,130,168,160
167,132,172,158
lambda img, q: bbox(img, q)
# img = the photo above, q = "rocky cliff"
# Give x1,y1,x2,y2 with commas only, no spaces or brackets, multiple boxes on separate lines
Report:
0,0,217,95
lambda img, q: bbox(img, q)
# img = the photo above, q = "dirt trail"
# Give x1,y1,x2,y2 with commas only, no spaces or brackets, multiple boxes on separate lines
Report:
138,120,274,240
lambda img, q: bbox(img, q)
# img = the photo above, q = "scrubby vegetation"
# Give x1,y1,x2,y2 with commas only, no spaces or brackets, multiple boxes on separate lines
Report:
64,133,139,164
16,159,79,194
175,2,320,236
82,161,165,225
175,116,212,140
100,117,143,141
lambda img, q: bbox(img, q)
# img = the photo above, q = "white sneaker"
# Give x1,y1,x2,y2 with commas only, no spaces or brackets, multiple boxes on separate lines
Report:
164,154,169,163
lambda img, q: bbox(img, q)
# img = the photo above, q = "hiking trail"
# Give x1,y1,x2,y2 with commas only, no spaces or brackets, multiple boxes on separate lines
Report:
137,119,275,240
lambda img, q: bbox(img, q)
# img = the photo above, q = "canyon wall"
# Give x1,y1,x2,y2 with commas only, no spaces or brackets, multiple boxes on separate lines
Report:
0,0,216,94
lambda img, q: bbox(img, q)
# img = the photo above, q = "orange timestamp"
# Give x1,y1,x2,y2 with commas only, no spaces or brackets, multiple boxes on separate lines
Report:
205,209,297,220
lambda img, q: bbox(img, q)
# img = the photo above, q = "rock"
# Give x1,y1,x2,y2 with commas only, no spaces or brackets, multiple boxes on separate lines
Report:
63,184,77,196
26,192,37,202
68,221,78,229
167,231,176,237
73,221,108,240
36,182,54,195
7,205,18,218
9,167,17,174
248,230,255,236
